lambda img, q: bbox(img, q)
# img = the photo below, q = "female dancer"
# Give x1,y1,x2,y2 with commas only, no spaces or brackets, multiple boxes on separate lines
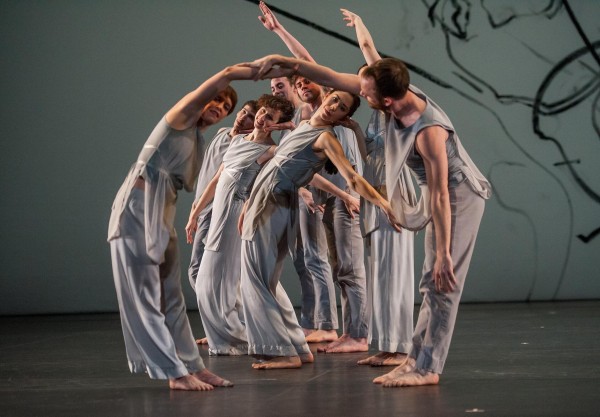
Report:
238,89,400,370
185,94,294,355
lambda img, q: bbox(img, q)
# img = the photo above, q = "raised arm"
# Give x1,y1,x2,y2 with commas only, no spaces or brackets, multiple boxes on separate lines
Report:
166,64,259,130
340,9,382,65
258,1,316,63
185,164,224,243
246,55,361,94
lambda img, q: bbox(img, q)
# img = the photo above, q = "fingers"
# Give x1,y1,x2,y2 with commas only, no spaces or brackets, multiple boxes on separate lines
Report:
316,204,325,214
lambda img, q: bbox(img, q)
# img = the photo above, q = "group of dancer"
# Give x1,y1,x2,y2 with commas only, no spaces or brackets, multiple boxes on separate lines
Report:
108,4,491,391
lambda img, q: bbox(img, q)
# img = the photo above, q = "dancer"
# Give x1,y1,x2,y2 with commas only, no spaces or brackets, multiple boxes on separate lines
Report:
107,63,258,390
245,27,491,384
259,2,367,349
341,9,416,367
238,89,400,370
186,94,294,355
187,99,258,293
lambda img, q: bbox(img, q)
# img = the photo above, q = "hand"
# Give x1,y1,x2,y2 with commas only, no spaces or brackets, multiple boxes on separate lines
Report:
433,253,457,293
381,201,403,232
342,193,360,218
340,8,362,28
185,217,198,244
334,116,359,130
258,1,281,32
238,55,291,80
299,188,324,214
264,121,296,133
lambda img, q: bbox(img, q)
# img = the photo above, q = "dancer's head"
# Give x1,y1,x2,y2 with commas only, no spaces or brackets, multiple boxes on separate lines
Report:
253,94,295,131
200,86,239,125
293,76,322,105
270,76,296,102
360,58,409,110
314,90,360,124
232,99,259,132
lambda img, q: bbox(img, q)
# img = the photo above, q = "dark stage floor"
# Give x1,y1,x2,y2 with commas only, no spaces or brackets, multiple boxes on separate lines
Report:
1,301,599,417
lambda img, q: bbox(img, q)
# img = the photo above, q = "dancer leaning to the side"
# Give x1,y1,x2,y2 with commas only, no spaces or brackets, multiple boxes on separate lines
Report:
108,63,260,391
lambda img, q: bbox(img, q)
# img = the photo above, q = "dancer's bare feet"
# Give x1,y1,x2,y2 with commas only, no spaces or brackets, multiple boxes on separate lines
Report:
252,356,302,370
169,374,214,391
305,329,338,343
195,337,208,345
358,352,407,366
193,368,234,387
303,328,315,337
373,357,415,384
321,336,368,353
299,352,314,363
382,370,440,387
317,333,348,352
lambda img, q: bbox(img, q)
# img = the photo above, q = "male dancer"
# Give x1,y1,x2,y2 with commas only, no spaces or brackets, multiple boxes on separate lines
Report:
246,30,491,385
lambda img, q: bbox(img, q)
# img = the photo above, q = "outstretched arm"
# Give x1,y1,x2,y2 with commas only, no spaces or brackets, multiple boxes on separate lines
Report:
315,132,400,230
244,55,361,94
258,1,316,63
185,164,224,243
340,9,382,65
309,174,360,218
166,64,259,130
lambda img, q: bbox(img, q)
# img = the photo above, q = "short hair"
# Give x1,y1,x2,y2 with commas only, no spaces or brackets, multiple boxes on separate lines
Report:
243,99,259,113
220,85,238,115
257,94,295,124
328,90,361,118
362,58,410,100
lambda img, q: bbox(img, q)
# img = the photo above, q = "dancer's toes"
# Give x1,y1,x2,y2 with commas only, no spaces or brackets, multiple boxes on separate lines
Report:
193,369,234,387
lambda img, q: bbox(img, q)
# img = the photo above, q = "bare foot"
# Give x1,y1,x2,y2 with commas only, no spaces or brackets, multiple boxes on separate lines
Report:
305,329,338,343
195,337,208,345
382,370,440,387
317,334,348,352
370,352,407,366
252,356,302,370
373,357,415,384
193,369,234,387
358,352,390,365
169,374,214,391
299,352,314,363
322,337,368,353
303,328,316,337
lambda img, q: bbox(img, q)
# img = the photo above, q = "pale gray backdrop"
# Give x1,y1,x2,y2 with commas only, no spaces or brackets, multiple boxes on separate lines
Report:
1,0,598,315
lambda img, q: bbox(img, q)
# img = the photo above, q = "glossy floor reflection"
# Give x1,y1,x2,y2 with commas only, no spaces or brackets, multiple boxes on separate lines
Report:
1,301,599,416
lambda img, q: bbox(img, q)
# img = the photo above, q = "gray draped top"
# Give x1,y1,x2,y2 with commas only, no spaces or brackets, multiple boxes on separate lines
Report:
384,85,492,231
107,116,203,263
205,135,272,251
241,121,330,253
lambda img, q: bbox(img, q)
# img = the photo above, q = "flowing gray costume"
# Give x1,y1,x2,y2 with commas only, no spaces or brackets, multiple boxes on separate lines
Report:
108,117,205,379
196,135,272,355
361,110,414,354
240,122,329,357
280,109,317,330
385,86,491,373
188,127,232,289
322,126,368,338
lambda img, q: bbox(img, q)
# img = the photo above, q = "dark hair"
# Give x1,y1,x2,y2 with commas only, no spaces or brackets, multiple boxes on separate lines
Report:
257,94,295,124
243,99,259,113
329,90,361,118
362,58,409,100
220,85,238,115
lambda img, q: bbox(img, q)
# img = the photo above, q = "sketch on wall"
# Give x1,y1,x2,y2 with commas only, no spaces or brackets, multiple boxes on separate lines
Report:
251,0,599,301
